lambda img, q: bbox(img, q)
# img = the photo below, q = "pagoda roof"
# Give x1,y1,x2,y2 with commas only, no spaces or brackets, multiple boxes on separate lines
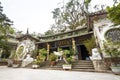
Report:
36,31,93,44
16,34,39,42
39,27,87,38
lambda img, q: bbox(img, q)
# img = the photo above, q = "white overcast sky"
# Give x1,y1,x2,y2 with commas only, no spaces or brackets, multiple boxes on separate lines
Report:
1,0,114,34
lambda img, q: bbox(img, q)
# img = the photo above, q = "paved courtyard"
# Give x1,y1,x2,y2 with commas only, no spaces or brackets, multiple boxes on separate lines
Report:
0,66,120,80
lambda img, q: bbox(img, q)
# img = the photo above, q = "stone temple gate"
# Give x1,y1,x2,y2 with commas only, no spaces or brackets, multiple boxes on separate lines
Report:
13,27,93,61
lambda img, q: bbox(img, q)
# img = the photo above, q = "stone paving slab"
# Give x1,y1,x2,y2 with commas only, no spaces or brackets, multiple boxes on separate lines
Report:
0,66,120,80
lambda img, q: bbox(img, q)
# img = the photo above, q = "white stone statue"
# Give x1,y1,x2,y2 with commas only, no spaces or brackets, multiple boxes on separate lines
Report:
21,54,33,67
53,51,63,60
90,48,102,60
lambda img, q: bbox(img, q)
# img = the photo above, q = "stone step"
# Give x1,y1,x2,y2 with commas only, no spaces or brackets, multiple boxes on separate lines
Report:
72,66,94,69
73,65,94,67
55,63,63,66
72,69,95,72
73,61,93,63
71,60,94,72
72,63,93,65
39,60,95,72
48,68,63,70
74,60,91,63
50,66,62,68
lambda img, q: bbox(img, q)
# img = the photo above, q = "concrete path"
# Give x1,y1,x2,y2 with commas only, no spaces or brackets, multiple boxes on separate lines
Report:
0,66,120,80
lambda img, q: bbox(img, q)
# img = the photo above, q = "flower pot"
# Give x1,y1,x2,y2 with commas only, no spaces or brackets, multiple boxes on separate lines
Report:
50,61,56,66
62,64,72,70
111,66,120,74
32,64,39,69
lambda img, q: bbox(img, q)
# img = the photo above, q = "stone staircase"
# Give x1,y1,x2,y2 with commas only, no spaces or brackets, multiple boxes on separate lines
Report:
25,60,95,72
72,60,95,72
47,60,95,72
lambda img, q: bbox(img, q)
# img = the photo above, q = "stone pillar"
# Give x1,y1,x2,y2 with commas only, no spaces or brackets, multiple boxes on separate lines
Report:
72,38,76,55
47,43,50,60
57,47,60,52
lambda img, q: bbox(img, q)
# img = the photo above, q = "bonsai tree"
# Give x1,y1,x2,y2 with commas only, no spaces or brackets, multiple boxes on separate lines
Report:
66,57,73,64
62,49,73,70
39,48,47,61
63,49,73,64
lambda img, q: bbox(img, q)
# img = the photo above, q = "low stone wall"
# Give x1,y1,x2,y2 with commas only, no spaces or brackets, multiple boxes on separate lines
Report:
0,60,8,66
104,57,120,69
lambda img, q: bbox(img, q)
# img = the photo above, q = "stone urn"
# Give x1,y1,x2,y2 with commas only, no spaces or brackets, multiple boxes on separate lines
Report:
111,64,120,75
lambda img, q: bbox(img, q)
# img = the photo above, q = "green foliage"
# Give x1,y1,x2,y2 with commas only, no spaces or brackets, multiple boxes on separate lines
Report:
39,48,47,57
51,0,90,33
63,49,75,57
45,30,54,36
49,53,57,61
33,59,42,65
39,48,47,61
58,48,62,51
103,40,120,57
31,48,38,58
83,36,96,55
63,49,73,64
107,3,120,25
66,57,73,64
0,2,14,51
0,42,12,58
0,2,13,35
63,50,70,57
8,27,15,34
84,0,91,10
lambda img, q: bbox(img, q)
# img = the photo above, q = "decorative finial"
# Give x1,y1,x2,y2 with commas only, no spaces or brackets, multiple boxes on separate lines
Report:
27,28,29,34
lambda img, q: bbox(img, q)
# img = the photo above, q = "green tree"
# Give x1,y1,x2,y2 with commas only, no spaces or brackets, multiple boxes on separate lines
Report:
51,0,91,33
0,3,13,33
44,25,55,36
0,2,14,58
0,2,13,40
84,0,91,12
83,36,96,55
107,2,120,25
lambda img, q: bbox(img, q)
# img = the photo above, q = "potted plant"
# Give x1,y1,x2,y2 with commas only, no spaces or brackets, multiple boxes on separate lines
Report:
62,57,72,70
62,50,73,70
49,53,57,66
32,59,41,69
103,41,120,74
